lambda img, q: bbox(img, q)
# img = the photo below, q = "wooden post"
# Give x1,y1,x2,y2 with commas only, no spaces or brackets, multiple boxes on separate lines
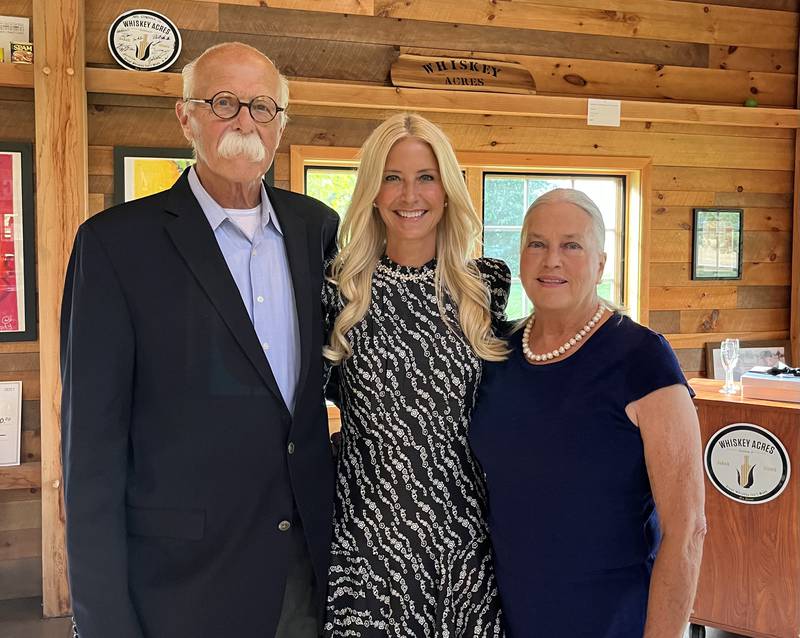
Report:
33,0,87,617
792,35,800,366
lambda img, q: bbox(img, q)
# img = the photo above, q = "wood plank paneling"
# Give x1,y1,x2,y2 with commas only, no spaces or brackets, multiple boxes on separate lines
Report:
679,307,790,332
744,231,793,262
0,528,41,561
650,230,692,261
88,105,189,147
0,500,41,532
677,0,799,11
650,286,739,310
649,310,681,333
650,206,791,232
85,0,219,31
200,0,375,13
714,191,794,207
0,1,32,16
649,230,792,262
652,166,794,193
218,5,710,67
372,0,799,49
736,285,792,308
0,101,35,141
0,463,41,490
667,330,789,348
405,47,796,106
653,191,716,206
650,261,792,286
708,45,797,74
674,347,706,371
86,27,399,85
22,430,41,463
0,557,41,600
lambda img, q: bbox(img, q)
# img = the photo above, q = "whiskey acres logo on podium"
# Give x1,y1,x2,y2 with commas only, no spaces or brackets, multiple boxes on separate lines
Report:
705,423,790,504
108,10,181,72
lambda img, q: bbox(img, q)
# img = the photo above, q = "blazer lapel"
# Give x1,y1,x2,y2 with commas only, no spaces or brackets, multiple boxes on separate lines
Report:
267,184,313,401
163,172,289,413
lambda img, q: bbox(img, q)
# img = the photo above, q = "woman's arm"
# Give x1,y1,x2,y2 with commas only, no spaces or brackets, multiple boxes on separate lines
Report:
626,384,707,638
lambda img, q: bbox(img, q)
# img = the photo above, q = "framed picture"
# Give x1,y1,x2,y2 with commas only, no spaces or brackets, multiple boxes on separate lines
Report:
114,147,276,204
692,208,743,280
0,142,36,342
705,340,791,381
114,147,195,204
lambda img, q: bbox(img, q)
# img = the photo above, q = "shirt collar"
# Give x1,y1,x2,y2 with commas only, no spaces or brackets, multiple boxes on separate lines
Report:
188,166,283,235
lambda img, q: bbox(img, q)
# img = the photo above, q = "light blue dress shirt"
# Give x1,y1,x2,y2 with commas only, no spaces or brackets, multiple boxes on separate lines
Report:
188,167,300,413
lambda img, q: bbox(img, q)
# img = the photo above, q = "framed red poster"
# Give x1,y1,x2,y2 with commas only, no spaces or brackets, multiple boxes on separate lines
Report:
0,143,36,341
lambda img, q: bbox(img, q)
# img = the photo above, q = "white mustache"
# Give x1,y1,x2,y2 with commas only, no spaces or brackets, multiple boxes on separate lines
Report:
216,131,266,162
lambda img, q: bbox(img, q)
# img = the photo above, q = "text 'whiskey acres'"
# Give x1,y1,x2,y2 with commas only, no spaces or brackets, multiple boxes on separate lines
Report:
391,54,536,95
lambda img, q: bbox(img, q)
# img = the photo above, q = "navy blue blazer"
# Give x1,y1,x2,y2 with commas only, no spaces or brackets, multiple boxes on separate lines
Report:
60,170,339,638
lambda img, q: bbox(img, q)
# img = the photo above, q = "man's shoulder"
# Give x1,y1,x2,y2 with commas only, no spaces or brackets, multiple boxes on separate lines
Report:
84,189,172,234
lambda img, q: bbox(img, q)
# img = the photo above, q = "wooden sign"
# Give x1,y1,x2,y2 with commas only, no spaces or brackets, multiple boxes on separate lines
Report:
391,54,536,95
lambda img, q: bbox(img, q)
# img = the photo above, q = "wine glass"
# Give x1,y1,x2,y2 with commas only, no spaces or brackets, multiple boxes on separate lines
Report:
719,338,740,395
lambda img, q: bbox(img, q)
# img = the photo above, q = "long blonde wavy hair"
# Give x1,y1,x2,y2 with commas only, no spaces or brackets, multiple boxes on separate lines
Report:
324,113,509,364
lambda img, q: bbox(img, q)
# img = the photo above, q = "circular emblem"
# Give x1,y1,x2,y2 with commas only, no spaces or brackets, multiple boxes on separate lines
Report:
107,10,182,72
704,423,790,504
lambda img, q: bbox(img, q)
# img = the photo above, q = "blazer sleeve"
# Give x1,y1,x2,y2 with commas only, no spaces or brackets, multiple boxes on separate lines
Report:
321,206,339,263
60,223,144,638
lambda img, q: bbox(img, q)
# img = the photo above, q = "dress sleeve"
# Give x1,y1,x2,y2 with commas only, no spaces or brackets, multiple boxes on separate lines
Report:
624,329,695,405
475,257,511,333
321,257,339,339
321,258,342,406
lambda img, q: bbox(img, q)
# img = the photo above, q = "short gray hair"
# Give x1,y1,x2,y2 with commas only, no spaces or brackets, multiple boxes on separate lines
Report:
181,42,289,125
520,187,605,253
518,187,624,315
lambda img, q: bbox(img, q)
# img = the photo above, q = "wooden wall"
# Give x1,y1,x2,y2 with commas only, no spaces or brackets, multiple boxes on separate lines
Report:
0,0,797,604
0,76,42,598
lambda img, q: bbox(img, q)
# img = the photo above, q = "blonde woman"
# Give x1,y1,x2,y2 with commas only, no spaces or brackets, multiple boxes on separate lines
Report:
322,113,509,637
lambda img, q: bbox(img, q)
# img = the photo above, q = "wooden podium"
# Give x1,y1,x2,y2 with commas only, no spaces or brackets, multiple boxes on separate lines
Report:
688,378,800,638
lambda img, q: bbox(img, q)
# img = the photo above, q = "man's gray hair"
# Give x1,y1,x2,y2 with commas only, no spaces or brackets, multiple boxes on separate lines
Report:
181,42,289,125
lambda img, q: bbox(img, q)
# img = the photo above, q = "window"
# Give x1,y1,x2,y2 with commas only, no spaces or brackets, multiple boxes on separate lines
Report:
291,146,648,322
483,173,625,319
305,166,357,216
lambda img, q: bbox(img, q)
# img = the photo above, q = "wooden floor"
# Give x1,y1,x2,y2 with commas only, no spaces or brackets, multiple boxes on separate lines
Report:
0,597,749,638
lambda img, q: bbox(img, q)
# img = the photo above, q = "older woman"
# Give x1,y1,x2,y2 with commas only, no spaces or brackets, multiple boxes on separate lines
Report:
470,188,706,638
322,113,509,636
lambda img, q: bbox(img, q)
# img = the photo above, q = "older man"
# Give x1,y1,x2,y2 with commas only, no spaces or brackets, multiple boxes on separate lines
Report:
61,43,338,638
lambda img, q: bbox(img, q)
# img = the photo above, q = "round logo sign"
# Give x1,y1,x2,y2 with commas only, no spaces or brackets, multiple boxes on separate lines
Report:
107,10,182,72
705,423,790,504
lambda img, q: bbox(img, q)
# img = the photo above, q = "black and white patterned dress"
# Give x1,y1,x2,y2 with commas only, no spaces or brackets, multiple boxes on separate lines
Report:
322,255,510,638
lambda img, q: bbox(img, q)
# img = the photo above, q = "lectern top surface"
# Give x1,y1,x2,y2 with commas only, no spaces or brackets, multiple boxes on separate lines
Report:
689,378,800,412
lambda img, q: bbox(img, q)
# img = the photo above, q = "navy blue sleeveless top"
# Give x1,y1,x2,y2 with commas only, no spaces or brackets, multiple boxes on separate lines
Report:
469,314,691,638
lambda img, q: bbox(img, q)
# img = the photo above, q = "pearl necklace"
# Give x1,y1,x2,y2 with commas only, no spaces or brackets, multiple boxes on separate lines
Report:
376,261,435,282
522,304,606,363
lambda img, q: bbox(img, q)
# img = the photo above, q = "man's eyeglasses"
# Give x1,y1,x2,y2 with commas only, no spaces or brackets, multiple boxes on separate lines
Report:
184,91,285,124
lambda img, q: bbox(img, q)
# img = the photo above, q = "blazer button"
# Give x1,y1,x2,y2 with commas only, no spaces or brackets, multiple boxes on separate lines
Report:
278,520,291,532
287,441,295,455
